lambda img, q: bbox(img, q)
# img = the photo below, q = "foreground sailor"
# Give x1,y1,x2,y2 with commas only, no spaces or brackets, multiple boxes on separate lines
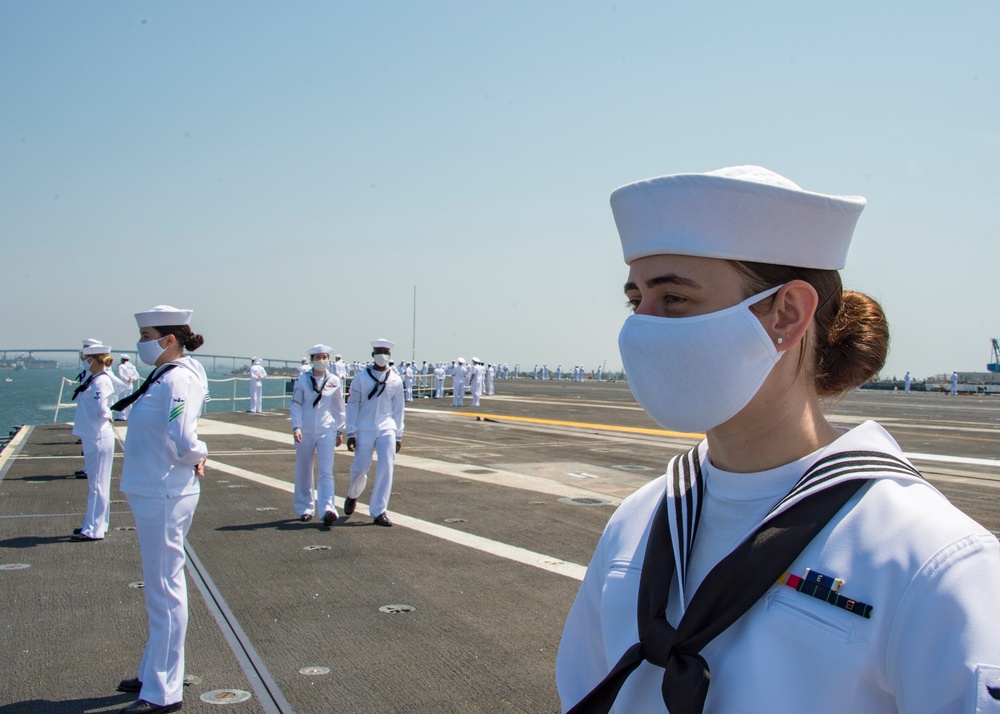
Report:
556,166,1000,714
70,343,116,542
345,338,404,527
290,345,345,525
115,305,209,714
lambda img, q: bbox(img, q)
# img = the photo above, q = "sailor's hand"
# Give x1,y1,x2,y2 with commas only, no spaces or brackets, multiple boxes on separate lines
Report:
293,429,302,444
195,457,207,478
336,434,343,447
395,440,402,454
347,437,356,452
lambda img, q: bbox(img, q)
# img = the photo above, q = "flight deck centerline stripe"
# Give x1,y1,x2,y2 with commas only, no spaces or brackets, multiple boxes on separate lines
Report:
403,409,705,439
205,458,587,582
0,425,34,483
185,541,292,714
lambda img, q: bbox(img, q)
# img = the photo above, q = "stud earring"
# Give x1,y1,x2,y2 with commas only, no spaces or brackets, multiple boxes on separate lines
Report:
776,337,784,345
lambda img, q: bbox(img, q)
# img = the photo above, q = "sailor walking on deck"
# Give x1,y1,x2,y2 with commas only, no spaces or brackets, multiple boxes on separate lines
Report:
248,357,267,413
115,305,209,714
290,345,346,526
345,339,404,527
70,343,116,542
950,370,959,396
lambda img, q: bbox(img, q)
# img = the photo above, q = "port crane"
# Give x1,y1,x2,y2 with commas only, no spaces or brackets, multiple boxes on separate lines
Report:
990,338,1000,373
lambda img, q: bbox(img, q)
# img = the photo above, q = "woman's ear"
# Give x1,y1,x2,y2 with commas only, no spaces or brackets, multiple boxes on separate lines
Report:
768,280,818,351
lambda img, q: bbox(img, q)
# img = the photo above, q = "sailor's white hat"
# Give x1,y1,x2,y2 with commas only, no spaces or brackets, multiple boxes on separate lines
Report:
135,305,193,328
611,166,866,270
371,339,395,350
82,344,111,356
120,354,130,360
308,344,333,356
457,357,466,364
82,338,101,347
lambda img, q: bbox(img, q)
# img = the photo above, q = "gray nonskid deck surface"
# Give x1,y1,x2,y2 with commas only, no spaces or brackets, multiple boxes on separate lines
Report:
2,381,999,713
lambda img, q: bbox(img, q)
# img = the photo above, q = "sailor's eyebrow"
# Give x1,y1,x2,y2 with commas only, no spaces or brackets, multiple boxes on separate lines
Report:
623,273,702,293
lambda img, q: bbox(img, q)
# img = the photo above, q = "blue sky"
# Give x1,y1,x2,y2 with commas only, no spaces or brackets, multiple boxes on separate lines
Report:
2,1,998,379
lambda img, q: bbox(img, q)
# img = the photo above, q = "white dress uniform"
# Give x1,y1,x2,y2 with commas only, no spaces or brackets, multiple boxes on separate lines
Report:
557,422,1000,713
434,364,446,399
120,309,209,710
904,371,912,394
950,371,959,395
333,355,348,380
298,359,310,375
403,364,415,402
248,359,267,412
72,350,116,540
486,365,495,395
450,360,468,406
469,360,485,406
345,362,404,519
116,357,141,420
290,356,346,520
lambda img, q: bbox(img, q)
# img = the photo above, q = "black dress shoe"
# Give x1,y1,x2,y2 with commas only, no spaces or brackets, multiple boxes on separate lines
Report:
75,470,87,478
73,528,83,535
373,513,393,527
119,700,182,714
70,533,102,542
343,497,357,515
299,513,312,522
322,510,338,527
117,677,142,692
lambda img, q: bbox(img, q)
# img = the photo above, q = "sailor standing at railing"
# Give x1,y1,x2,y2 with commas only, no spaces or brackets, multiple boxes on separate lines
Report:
116,355,140,420
69,343,116,542
433,362,446,398
403,362,415,402
72,338,104,479
289,345,346,526
332,354,348,381
114,305,208,714
248,357,267,413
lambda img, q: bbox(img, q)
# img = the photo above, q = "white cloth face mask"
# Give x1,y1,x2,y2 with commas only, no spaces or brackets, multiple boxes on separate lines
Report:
136,337,166,367
312,359,330,372
372,353,390,367
618,285,784,433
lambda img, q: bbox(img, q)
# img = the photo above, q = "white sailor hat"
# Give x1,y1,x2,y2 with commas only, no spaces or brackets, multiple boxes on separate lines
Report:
371,339,395,350
334,354,342,359
301,358,308,363
251,357,261,364
472,357,481,364
82,338,101,347
611,165,866,270
120,354,130,361
308,344,333,356
82,344,111,356
134,305,193,328
457,357,466,364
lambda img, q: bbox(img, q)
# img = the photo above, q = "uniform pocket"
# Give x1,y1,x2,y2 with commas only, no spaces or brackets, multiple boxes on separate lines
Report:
767,590,853,641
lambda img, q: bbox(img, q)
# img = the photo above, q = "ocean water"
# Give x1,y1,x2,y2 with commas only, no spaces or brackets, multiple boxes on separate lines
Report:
0,366,294,442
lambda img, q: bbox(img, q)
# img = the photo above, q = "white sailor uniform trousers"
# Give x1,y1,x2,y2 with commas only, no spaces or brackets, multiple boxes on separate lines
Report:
120,358,208,708
73,371,116,539
346,368,404,518
290,370,346,517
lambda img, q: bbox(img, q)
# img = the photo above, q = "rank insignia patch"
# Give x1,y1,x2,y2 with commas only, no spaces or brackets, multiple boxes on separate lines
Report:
778,568,873,619
169,401,186,422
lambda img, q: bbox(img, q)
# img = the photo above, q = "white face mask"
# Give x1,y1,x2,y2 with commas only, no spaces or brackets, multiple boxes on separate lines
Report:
618,285,784,433
372,353,390,367
312,359,330,372
136,337,167,367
